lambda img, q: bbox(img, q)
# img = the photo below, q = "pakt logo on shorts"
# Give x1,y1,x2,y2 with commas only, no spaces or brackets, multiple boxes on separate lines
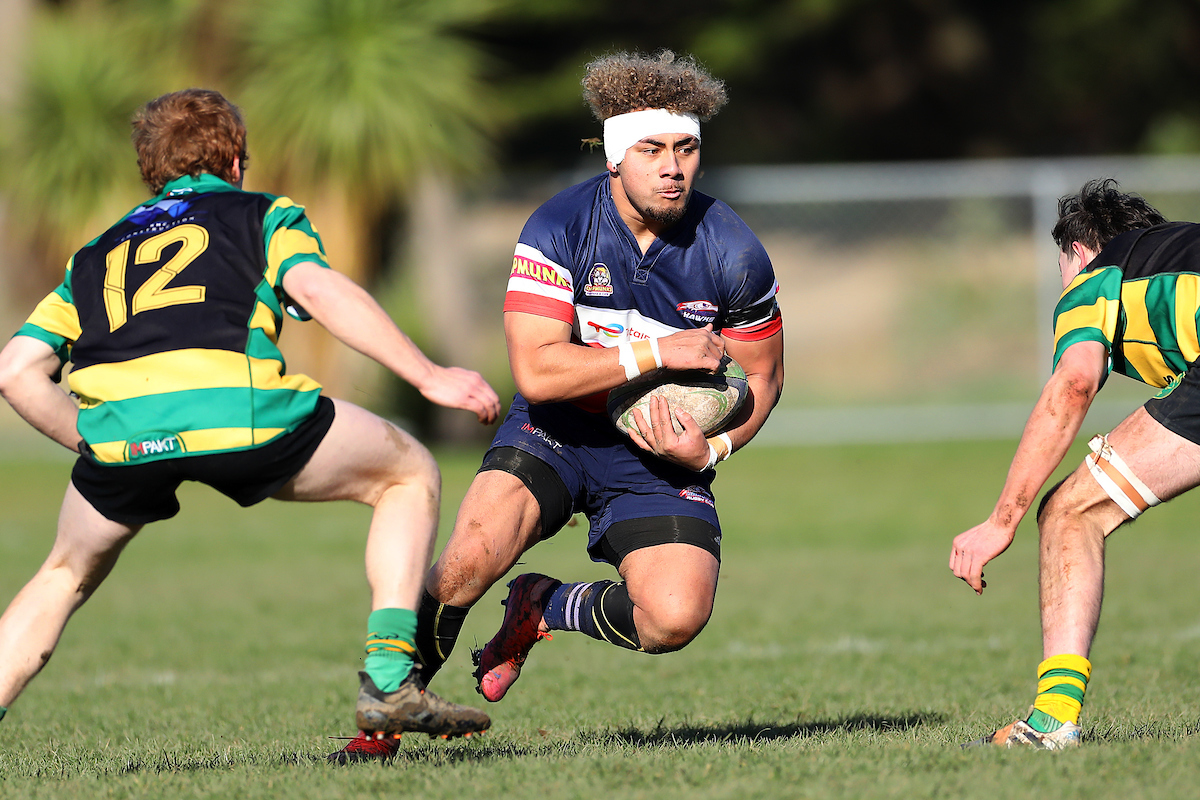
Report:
678,485,715,508
126,432,183,460
677,300,718,324
520,422,562,451
511,255,571,289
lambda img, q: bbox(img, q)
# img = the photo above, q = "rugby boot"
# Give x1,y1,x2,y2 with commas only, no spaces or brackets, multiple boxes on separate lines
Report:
472,573,560,702
326,730,402,764
961,719,1082,750
355,670,491,737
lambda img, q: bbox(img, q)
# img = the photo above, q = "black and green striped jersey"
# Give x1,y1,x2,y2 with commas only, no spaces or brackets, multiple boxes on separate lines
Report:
15,174,329,464
1053,222,1200,389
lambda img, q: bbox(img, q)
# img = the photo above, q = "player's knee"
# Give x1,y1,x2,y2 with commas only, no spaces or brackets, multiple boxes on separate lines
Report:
637,601,712,654
1037,469,1128,537
1037,475,1091,528
1036,477,1068,524
382,432,440,495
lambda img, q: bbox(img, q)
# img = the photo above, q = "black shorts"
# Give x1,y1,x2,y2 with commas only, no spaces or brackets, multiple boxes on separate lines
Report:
1146,366,1200,446
72,395,336,525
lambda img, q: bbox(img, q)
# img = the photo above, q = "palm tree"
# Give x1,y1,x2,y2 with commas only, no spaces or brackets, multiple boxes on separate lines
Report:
0,4,185,301
1,0,502,416
229,0,499,403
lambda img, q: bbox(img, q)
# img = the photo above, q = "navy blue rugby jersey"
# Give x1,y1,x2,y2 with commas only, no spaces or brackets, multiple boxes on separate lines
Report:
504,173,781,412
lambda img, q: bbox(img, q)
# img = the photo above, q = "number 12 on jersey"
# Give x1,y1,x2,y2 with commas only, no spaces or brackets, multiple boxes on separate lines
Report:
103,224,209,332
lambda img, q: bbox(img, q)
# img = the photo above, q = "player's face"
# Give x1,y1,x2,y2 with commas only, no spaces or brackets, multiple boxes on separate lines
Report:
613,133,700,228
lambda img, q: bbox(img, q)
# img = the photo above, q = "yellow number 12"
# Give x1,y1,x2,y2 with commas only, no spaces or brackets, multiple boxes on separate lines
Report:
103,224,209,332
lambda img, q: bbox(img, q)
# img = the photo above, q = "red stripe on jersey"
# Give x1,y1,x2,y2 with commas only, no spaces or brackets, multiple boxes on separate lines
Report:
572,341,612,415
722,314,783,342
503,292,575,324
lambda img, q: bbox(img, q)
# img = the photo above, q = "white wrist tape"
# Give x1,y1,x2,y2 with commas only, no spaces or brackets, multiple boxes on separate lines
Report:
1084,434,1160,518
616,338,663,381
701,432,734,471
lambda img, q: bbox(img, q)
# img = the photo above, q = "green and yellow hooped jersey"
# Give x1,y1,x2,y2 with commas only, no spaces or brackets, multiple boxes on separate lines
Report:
16,174,328,464
1053,222,1200,389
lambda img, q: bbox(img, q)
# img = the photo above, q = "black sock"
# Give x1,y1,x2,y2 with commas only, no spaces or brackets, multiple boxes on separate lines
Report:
413,589,470,683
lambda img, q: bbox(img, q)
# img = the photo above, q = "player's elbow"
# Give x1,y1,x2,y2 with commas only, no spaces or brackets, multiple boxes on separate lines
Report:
509,359,559,404
1050,370,1099,410
0,343,37,399
512,375,557,404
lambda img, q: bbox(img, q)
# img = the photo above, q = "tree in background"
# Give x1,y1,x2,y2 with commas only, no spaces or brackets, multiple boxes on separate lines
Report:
459,0,1200,169
0,0,500,430
5,0,1200,436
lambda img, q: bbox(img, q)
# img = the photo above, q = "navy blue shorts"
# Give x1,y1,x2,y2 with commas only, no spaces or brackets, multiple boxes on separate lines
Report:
484,394,721,561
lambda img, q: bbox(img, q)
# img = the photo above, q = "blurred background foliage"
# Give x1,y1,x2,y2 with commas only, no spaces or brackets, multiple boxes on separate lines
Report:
2,0,1200,437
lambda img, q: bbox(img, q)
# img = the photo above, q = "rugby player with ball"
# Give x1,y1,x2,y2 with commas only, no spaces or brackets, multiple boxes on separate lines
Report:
332,50,785,762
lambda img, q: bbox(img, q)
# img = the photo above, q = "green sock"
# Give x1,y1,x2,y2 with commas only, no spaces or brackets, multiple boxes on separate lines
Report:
364,608,418,693
0,706,7,722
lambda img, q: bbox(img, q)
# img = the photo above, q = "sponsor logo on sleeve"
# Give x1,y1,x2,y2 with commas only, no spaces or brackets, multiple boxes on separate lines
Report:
511,255,572,289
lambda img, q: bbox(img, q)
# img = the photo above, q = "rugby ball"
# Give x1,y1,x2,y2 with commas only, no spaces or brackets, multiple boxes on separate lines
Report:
607,355,748,437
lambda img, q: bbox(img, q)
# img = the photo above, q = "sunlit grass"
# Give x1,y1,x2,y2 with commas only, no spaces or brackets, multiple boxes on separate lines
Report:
1,436,1198,798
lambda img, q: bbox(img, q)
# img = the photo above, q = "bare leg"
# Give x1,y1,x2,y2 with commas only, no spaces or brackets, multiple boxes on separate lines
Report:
0,483,140,707
426,470,543,607
1036,470,1121,658
617,543,719,653
274,399,440,611
279,400,490,747
1039,407,1200,659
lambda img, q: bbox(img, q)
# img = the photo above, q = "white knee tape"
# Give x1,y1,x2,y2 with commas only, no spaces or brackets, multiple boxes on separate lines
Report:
1084,434,1160,518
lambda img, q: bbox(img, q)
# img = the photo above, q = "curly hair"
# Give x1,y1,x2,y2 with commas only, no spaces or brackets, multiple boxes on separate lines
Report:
1052,178,1167,253
582,50,728,122
132,89,249,194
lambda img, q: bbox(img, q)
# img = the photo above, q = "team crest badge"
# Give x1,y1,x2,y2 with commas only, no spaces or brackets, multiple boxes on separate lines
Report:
584,264,614,297
677,300,718,324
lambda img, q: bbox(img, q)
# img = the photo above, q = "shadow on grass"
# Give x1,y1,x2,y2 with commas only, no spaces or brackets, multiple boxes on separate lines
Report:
338,711,945,767
589,711,944,747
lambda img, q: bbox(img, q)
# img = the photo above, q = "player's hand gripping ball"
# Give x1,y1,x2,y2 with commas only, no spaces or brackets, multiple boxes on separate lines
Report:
607,354,749,437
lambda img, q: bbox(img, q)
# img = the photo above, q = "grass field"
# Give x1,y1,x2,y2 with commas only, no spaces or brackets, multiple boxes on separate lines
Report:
2,434,1200,798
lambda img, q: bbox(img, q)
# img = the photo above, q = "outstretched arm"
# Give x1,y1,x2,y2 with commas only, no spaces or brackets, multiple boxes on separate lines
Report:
281,261,501,424
0,336,80,451
949,340,1107,594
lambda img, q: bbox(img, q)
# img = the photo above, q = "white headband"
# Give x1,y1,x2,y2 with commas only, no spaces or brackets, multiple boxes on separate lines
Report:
602,109,701,166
